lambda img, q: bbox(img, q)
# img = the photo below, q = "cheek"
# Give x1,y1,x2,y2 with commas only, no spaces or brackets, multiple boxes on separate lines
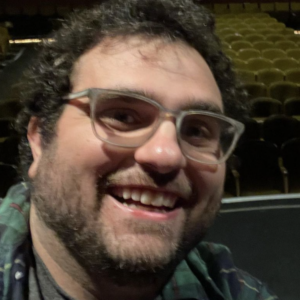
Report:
56,109,136,176
191,163,226,198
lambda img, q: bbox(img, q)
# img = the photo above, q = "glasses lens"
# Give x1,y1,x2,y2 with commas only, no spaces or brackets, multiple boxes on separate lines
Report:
91,92,160,147
179,113,237,163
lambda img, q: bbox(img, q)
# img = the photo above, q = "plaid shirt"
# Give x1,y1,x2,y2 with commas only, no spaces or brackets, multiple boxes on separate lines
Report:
0,184,279,300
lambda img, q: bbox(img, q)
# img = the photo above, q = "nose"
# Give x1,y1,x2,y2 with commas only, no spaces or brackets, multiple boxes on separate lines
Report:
134,120,187,174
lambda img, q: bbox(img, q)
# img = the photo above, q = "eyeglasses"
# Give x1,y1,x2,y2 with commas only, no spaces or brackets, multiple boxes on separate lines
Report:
64,88,244,165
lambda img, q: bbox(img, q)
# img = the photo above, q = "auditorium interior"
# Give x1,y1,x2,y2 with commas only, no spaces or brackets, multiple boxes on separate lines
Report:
0,1,299,299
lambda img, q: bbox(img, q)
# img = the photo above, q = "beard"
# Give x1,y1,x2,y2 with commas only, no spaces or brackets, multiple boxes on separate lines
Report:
30,142,221,283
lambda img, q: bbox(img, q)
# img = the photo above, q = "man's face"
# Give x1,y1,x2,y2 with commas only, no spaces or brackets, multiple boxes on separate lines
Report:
29,37,225,274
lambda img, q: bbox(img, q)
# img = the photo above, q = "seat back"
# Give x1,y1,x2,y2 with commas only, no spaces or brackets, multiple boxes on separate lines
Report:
284,98,300,116
273,58,300,72
286,49,300,61
236,69,256,83
263,115,300,147
223,49,237,59
257,68,285,86
224,34,244,44
253,41,276,51
265,34,286,43
285,68,300,84
239,118,261,142
238,28,255,36
235,140,282,194
238,48,261,60
281,138,300,173
250,97,282,118
231,41,253,52
232,58,247,70
287,35,300,44
247,58,273,72
243,82,268,99
275,41,298,51
245,34,265,43
269,81,300,103
261,49,287,60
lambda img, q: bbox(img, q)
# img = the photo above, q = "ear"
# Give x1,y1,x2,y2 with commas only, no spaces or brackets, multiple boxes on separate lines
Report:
27,117,42,179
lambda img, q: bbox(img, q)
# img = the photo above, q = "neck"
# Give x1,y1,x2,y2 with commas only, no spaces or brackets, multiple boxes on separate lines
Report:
30,204,172,300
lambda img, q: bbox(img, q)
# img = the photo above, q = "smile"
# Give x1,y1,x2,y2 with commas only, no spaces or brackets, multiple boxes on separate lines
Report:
109,187,182,213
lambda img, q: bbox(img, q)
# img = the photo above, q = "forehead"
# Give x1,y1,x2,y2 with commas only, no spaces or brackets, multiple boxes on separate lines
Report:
71,36,222,111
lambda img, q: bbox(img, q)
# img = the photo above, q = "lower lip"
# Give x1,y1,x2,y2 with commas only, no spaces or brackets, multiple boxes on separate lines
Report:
109,195,181,221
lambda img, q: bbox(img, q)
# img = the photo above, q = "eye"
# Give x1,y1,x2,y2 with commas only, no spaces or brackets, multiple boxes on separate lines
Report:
183,125,210,138
96,108,145,131
181,123,213,146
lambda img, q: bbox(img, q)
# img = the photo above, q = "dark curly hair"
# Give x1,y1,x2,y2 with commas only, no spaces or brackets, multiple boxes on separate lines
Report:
16,0,248,179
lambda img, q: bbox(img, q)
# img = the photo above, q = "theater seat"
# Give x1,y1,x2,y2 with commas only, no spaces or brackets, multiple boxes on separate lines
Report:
218,28,236,36
231,41,253,52
229,3,244,13
261,49,287,60
273,58,300,72
214,3,228,14
245,34,265,43
223,49,237,59
239,118,261,142
238,48,260,60
243,82,268,99
286,49,300,61
224,34,244,44
253,41,276,52
238,28,255,36
275,41,298,51
232,59,247,70
285,68,300,85
281,138,300,192
247,58,273,72
235,140,285,195
265,33,286,43
250,97,282,120
250,24,267,31
256,68,285,87
269,81,300,103
287,35,300,44
236,69,256,83
284,98,300,119
260,3,275,12
263,115,300,147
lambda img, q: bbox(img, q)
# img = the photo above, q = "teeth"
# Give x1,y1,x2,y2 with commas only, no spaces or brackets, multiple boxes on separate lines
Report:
131,189,141,201
123,188,131,200
113,187,178,210
128,204,137,209
140,191,152,205
162,195,177,208
151,194,164,207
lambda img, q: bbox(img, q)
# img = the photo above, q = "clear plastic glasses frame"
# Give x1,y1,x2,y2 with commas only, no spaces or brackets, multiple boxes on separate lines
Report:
64,88,245,165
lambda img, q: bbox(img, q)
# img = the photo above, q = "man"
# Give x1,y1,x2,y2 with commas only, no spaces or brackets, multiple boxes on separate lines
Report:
0,0,278,299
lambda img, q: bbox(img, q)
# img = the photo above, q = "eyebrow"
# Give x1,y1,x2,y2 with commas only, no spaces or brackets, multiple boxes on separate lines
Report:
114,87,223,114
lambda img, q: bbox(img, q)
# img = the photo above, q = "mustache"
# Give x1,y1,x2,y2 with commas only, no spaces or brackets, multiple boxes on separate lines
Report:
102,167,193,200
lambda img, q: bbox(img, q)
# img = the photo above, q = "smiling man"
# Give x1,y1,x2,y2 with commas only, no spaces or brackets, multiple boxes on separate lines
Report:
0,0,278,299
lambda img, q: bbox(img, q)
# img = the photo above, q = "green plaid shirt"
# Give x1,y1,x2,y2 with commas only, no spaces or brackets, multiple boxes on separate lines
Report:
0,183,278,300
